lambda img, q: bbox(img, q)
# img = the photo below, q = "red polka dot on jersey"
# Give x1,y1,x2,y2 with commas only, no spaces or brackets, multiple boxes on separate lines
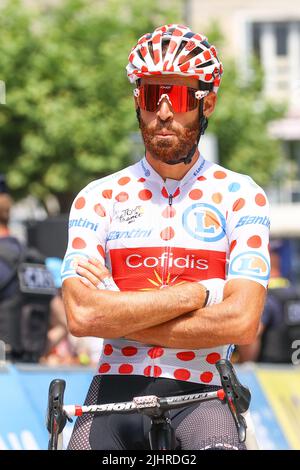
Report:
212,193,222,204
160,227,175,241
176,351,196,361
147,347,164,359
214,171,227,179
94,203,106,217
97,245,105,259
189,189,203,200
162,206,176,218
200,371,213,383
72,237,86,249
206,352,221,364
138,177,146,183
144,366,162,378
75,197,86,209
173,188,180,198
118,176,131,186
197,176,206,181
232,198,245,211
138,189,152,201
104,344,113,356
99,363,111,373
161,187,169,199
247,235,262,248
174,369,191,381
230,240,237,253
121,346,138,356
115,192,129,202
255,193,266,206
102,189,112,199
119,364,134,374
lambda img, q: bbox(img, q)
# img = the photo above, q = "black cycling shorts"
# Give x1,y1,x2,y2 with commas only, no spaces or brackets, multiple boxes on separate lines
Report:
68,374,246,450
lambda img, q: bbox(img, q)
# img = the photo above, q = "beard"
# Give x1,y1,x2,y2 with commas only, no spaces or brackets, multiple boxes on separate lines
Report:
139,114,200,164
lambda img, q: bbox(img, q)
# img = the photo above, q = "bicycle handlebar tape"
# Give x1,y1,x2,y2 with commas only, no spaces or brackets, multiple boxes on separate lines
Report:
215,359,251,414
47,379,67,449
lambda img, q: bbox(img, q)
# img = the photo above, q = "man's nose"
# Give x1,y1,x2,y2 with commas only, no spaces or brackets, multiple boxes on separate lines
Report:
156,98,174,121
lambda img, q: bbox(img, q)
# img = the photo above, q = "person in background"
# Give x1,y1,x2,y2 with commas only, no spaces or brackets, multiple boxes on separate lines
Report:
238,240,300,363
0,174,13,237
0,175,56,362
0,174,25,359
43,257,103,366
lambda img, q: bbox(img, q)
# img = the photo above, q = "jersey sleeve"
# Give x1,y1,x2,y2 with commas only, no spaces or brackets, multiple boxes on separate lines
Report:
226,179,270,288
61,183,110,283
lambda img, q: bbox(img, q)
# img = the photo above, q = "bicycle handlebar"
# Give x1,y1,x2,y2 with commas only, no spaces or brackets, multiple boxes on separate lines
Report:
46,359,251,449
63,389,223,418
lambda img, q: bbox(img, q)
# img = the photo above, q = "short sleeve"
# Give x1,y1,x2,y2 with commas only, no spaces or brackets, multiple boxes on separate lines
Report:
61,183,110,283
226,180,270,289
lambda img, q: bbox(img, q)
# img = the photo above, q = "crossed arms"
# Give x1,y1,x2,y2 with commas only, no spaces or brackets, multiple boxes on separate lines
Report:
62,272,266,349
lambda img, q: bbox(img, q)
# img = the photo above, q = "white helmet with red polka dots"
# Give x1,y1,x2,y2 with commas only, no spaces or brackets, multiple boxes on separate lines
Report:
126,23,223,93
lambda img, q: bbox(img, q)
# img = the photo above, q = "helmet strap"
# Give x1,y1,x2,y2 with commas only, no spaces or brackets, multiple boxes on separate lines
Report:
136,107,141,125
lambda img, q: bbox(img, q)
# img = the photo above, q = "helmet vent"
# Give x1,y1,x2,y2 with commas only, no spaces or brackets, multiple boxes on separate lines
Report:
162,39,170,60
147,41,155,62
196,60,214,68
136,49,146,63
185,46,203,62
173,41,187,61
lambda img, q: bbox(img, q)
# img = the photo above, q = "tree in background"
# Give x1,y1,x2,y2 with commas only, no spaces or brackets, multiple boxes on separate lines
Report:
0,1,283,212
0,0,181,212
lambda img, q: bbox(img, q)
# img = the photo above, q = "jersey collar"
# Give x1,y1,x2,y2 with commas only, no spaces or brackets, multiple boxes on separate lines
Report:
140,154,207,187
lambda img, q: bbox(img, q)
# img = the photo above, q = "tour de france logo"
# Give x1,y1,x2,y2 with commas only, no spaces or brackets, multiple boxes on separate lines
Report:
182,203,226,242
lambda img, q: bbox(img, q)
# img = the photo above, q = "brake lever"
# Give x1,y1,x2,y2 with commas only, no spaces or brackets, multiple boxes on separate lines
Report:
216,359,251,443
47,379,71,450
227,397,247,442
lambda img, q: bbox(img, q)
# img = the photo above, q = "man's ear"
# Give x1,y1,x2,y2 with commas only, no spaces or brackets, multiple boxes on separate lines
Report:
203,92,217,117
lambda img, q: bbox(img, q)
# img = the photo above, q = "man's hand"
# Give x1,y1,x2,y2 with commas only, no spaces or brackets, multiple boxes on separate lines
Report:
75,257,119,291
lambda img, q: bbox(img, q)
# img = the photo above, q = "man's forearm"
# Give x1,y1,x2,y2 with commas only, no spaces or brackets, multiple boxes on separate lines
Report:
126,304,237,348
63,279,207,338
126,281,265,348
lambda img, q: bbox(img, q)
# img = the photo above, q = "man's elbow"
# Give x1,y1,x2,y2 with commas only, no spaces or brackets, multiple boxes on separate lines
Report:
65,303,120,339
67,310,87,337
236,316,260,345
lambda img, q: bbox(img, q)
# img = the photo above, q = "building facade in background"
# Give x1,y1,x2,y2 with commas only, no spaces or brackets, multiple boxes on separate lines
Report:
187,0,300,236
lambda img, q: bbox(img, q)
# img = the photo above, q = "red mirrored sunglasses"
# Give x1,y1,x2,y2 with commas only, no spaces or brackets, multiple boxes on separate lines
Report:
134,84,209,113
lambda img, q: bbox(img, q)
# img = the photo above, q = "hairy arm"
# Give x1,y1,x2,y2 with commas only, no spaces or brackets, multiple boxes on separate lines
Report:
125,279,266,348
62,276,207,339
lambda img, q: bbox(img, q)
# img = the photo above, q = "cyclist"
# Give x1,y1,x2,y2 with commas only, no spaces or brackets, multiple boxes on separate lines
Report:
61,24,270,450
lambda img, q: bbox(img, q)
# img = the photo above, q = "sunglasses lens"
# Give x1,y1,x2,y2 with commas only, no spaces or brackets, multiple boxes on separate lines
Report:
140,84,161,112
138,85,198,113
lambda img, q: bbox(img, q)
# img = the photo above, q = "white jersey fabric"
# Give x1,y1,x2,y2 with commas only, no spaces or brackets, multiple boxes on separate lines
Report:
62,155,270,385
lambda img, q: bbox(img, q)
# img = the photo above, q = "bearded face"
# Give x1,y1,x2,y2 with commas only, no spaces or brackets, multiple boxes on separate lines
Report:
139,112,199,164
